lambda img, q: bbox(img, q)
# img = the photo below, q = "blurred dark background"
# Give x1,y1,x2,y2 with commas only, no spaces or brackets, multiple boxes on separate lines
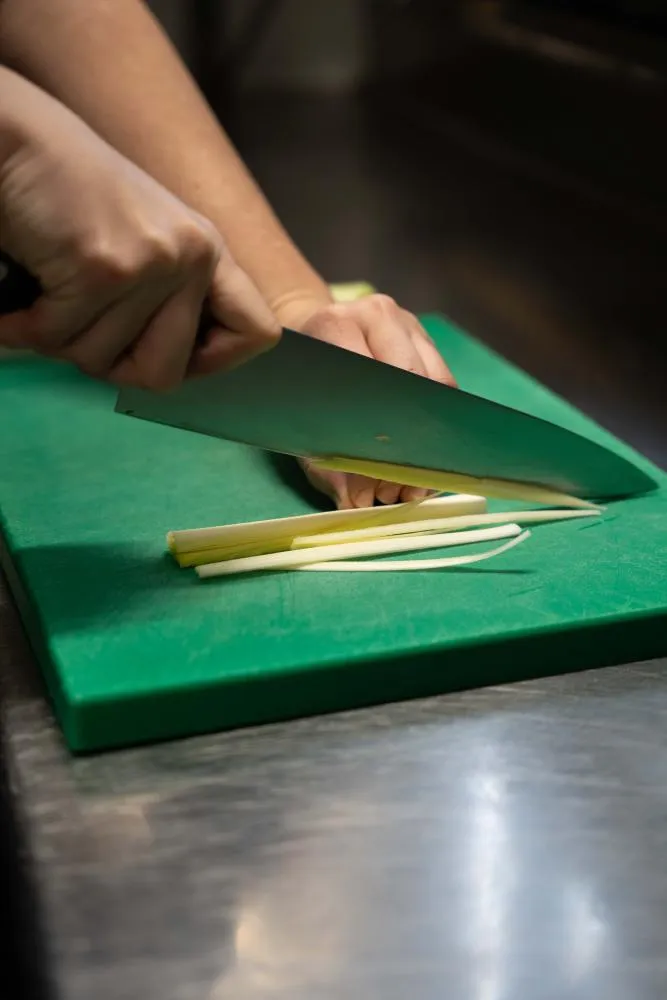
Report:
155,0,666,467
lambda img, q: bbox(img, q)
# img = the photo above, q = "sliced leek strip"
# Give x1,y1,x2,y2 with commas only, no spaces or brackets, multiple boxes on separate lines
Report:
312,457,599,510
292,507,599,549
169,493,485,560
301,530,530,571
196,524,521,579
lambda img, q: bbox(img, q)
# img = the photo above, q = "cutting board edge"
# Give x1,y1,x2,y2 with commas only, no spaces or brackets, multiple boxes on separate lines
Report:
63,605,667,752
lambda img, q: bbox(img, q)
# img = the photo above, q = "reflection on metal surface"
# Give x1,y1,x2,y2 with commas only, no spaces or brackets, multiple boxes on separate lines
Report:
468,764,510,1000
565,883,607,984
83,795,160,856
212,794,384,997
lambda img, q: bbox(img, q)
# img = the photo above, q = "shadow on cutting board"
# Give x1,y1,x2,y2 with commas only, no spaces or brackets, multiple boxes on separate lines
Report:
263,452,332,509
10,538,527,636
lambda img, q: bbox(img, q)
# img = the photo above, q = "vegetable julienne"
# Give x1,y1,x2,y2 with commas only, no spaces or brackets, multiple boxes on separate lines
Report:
169,494,485,568
195,524,523,579
299,531,530,572
167,472,603,579
291,508,599,549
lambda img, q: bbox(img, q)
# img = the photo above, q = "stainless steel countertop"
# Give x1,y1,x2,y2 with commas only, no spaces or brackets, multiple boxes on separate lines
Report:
3,581,667,999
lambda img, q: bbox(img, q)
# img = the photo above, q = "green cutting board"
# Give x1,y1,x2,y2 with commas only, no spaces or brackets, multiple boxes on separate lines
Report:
1,316,665,752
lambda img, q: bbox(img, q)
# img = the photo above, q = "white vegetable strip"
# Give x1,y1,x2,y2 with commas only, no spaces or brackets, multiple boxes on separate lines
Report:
301,530,530,571
312,457,597,509
169,493,485,555
292,507,599,548
196,524,521,579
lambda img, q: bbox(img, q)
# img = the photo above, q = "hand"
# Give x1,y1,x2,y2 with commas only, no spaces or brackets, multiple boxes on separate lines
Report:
276,294,456,509
0,72,280,388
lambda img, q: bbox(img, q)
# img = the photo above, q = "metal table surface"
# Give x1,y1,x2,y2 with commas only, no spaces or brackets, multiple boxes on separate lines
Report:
3,610,667,1000
2,81,667,997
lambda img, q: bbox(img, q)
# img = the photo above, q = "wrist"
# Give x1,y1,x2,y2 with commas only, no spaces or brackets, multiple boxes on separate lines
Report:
270,287,333,331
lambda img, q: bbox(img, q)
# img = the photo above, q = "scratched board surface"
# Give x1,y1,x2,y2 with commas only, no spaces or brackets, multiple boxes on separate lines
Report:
0,316,665,752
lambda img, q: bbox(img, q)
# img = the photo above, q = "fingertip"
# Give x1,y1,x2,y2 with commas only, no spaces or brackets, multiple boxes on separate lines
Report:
209,258,281,343
375,482,403,506
349,485,377,509
188,326,276,376
400,486,430,503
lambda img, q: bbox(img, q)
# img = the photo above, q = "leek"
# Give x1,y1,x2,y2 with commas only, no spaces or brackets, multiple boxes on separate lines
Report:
169,494,486,566
196,524,522,579
311,457,598,510
292,507,600,549
301,531,530,571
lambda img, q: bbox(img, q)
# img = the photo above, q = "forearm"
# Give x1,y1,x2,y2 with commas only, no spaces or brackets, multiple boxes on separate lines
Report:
0,0,332,319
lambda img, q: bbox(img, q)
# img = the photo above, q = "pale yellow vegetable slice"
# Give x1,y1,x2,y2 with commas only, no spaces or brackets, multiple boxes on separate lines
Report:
329,281,376,302
311,457,598,510
168,493,485,561
301,530,530,571
292,507,599,549
196,524,521,579
175,535,302,568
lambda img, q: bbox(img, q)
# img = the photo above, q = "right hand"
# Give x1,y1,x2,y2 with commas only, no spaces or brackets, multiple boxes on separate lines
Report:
0,73,280,388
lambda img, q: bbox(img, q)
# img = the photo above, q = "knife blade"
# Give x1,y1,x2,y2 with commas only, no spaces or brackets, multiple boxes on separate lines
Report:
115,327,655,501
0,254,653,501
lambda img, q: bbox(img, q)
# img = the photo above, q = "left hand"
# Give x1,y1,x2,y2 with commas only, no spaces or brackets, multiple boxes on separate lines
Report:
275,294,456,509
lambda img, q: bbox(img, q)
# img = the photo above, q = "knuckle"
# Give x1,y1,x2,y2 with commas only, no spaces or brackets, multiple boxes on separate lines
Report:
80,239,137,286
140,229,181,272
371,293,398,314
326,303,350,322
177,216,221,269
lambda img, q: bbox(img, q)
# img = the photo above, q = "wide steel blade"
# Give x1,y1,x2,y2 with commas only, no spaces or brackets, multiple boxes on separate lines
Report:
115,328,654,500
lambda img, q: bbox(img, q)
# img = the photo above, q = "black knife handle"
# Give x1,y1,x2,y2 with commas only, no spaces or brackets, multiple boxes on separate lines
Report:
0,250,214,343
0,252,42,315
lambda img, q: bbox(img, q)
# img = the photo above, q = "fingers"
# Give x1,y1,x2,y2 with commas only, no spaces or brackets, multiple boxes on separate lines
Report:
111,270,211,389
208,255,281,341
346,474,381,510
304,313,370,357
60,276,175,377
295,295,457,510
361,296,428,378
357,299,432,505
188,256,281,377
299,316,381,508
401,309,457,387
300,460,355,511
0,279,117,352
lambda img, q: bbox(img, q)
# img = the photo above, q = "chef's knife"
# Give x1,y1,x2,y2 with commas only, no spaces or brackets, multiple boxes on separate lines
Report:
0,253,655,500
116,327,654,501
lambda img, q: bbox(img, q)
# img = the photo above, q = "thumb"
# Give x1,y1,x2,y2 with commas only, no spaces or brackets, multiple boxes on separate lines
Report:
189,256,281,376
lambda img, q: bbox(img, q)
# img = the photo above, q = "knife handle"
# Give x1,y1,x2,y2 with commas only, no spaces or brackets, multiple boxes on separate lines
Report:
0,251,214,343
0,252,42,315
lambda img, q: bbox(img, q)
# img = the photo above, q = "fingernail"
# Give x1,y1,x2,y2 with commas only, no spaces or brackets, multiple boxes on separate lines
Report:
401,487,429,502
